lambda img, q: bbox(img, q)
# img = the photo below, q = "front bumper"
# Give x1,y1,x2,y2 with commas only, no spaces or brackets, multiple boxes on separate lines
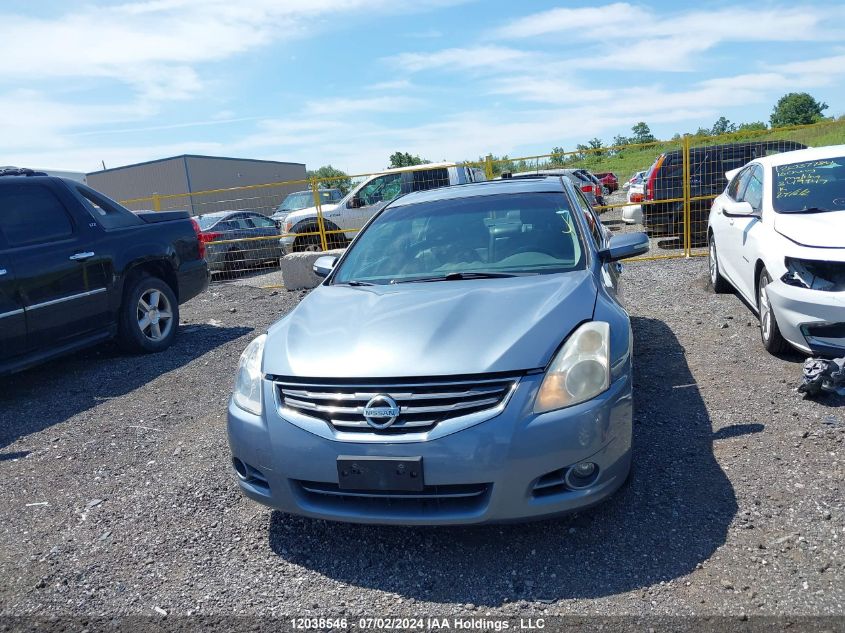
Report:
765,281,845,356
227,370,633,525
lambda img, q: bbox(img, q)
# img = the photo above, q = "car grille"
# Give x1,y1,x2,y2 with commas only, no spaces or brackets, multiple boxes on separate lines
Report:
294,480,491,516
275,375,517,433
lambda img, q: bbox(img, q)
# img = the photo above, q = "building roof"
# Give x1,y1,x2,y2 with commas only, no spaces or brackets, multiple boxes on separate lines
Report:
87,154,305,176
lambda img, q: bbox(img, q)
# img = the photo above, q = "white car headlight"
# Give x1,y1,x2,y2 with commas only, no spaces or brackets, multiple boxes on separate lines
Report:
534,322,610,414
233,334,267,415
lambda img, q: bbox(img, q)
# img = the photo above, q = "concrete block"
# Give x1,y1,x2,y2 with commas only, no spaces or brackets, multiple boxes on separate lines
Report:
279,249,345,290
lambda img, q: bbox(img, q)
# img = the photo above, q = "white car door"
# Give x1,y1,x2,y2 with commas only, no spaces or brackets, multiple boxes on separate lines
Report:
712,166,752,287
723,164,766,303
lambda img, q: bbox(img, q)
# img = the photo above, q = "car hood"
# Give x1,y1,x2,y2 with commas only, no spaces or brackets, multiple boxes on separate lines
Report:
774,210,845,248
264,272,598,378
284,204,339,223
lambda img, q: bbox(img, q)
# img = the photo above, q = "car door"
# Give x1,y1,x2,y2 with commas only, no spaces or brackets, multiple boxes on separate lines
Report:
729,164,766,302
347,173,403,231
246,213,281,261
712,166,752,286
0,244,26,362
0,180,110,353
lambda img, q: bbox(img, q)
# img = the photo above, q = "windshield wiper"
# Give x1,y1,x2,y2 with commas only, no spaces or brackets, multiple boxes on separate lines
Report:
338,280,376,286
786,206,834,214
391,271,523,284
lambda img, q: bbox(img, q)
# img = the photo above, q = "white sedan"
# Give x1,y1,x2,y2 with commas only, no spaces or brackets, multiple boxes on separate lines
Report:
707,145,845,356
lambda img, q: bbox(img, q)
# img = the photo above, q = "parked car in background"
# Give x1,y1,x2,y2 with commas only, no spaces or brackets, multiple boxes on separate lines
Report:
510,169,604,207
0,168,209,375
622,171,647,225
280,163,485,253
195,210,283,273
271,189,343,223
577,170,608,206
227,175,649,524
594,172,619,193
707,145,845,356
643,140,807,240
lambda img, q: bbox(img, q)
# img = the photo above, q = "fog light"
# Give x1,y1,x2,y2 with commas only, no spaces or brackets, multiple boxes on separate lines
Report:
565,462,599,490
573,462,596,477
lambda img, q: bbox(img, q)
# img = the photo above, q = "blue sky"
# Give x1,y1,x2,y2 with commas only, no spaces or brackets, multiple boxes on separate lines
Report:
2,0,845,174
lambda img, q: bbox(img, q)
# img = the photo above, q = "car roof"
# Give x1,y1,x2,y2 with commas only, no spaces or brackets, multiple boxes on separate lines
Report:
389,176,568,207
196,210,253,220
750,144,845,168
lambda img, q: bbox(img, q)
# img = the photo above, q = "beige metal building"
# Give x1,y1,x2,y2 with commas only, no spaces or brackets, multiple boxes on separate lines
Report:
87,155,307,216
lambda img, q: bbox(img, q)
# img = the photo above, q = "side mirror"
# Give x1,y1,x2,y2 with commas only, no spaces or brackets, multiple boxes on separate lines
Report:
348,195,362,209
598,232,650,262
313,255,338,278
722,200,757,216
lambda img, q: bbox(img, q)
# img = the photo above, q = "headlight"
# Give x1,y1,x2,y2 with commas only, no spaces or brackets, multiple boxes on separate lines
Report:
782,257,845,292
283,221,293,233
233,334,266,415
534,322,610,414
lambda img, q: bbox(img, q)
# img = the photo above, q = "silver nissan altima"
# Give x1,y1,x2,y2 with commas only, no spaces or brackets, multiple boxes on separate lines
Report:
227,175,649,525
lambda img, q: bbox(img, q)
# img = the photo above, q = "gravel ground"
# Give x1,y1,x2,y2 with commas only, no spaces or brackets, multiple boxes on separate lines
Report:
1,258,843,619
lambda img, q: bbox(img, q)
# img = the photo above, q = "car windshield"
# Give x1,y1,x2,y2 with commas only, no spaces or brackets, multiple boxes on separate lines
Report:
772,156,845,213
332,193,585,285
278,191,318,212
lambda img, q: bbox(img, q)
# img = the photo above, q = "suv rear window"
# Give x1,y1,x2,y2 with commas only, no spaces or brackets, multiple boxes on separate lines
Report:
75,184,143,230
0,184,74,246
411,168,450,192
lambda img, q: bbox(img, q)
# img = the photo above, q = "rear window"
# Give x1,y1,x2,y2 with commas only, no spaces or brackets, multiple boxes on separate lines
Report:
772,156,845,213
0,183,74,246
75,184,143,230
196,214,225,230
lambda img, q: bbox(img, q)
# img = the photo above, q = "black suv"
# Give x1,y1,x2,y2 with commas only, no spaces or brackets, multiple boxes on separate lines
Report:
0,169,209,375
642,140,806,240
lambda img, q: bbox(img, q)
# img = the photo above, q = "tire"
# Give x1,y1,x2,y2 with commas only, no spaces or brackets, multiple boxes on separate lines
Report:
708,234,730,293
757,268,788,355
293,234,322,253
118,275,179,354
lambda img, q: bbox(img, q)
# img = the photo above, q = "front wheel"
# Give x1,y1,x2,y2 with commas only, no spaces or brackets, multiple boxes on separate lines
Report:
708,235,730,293
293,234,323,253
118,275,179,353
758,269,788,355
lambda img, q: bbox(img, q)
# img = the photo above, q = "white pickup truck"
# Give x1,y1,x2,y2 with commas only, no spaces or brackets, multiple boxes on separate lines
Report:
280,162,486,253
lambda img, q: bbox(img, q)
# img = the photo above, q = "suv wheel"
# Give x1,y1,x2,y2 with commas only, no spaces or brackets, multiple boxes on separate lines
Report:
118,275,179,353
757,269,788,355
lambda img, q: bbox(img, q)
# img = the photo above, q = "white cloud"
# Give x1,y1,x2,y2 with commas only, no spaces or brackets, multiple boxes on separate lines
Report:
389,46,536,73
0,0,465,100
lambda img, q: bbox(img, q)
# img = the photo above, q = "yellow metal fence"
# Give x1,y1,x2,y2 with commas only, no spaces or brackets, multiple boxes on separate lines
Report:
117,120,843,282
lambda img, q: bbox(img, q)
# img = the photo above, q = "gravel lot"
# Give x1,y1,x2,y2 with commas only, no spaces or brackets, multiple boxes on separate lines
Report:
1,257,843,619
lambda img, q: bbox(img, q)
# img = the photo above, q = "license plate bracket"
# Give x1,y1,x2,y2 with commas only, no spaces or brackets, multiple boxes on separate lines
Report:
336,456,424,491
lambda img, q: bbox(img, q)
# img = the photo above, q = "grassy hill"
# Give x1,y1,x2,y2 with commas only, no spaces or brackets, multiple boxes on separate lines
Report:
515,118,845,183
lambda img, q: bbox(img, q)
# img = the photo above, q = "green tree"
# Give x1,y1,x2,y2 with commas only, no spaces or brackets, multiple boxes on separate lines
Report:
388,151,429,168
770,92,829,127
631,122,655,144
587,137,604,156
549,146,567,166
575,143,589,160
306,165,352,194
737,121,767,131
710,116,737,136
612,134,630,147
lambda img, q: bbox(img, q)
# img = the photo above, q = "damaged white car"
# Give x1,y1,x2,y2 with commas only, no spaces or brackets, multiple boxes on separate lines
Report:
707,145,845,356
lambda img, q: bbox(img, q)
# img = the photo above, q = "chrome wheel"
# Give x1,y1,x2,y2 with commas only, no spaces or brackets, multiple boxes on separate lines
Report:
709,242,717,285
303,243,322,253
137,289,174,342
759,279,772,342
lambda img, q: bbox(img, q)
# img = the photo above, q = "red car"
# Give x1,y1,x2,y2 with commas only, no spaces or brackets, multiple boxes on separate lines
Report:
594,171,619,193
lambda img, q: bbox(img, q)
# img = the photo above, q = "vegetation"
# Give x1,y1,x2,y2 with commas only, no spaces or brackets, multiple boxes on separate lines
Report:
307,165,352,194
770,92,829,127
388,151,429,168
